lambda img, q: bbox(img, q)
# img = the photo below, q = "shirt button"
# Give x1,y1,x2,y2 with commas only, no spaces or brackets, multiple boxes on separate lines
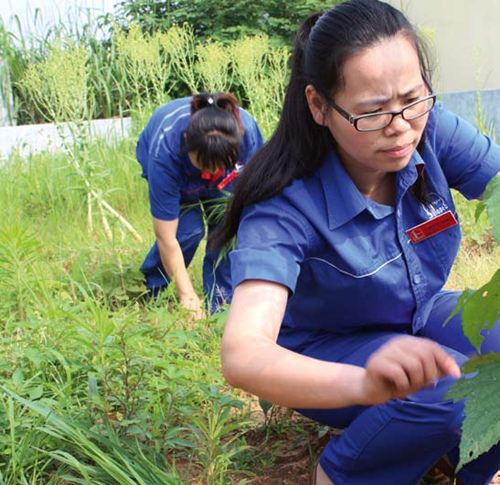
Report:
413,274,421,284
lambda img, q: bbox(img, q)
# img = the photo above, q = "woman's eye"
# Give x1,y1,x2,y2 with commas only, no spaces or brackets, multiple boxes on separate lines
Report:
363,108,383,115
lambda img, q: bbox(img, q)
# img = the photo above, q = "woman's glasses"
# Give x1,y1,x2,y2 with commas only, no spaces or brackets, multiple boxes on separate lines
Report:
326,94,437,132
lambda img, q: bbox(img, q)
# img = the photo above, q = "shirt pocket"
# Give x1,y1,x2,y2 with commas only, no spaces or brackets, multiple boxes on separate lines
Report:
296,244,412,330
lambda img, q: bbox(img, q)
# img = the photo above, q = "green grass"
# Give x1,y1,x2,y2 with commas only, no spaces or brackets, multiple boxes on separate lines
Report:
0,132,258,484
447,191,500,290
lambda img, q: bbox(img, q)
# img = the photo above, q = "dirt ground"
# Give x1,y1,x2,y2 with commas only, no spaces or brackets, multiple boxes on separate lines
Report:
183,399,500,484
242,415,500,485
235,403,500,485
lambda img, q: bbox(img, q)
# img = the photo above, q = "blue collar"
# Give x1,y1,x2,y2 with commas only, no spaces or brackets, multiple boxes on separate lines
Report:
319,149,425,230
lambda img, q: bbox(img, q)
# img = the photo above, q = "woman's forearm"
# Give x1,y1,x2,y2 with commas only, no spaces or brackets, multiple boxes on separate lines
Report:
156,237,197,299
221,281,368,409
222,333,367,409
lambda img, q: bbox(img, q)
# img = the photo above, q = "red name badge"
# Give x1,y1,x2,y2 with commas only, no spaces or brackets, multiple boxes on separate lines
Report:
406,210,458,244
216,162,244,191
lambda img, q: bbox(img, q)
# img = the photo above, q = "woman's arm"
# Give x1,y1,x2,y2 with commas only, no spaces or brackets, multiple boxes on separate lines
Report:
428,104,500,199
222,280,461,409
153,217,204,319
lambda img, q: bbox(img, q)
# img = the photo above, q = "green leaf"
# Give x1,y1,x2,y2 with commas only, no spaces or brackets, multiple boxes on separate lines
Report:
444,270,500,352
446,354,500,470
484,175,500,244
12,368,24,388
258,397,273,418
474,200,486,222
29,384,44,400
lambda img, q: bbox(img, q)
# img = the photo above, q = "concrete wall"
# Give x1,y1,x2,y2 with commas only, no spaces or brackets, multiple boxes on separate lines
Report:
440,89,500,140
387,0,500,93
0,117,132,161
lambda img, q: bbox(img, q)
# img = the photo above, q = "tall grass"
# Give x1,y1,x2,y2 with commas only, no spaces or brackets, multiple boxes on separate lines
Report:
0,122,260,483
0,13,289,140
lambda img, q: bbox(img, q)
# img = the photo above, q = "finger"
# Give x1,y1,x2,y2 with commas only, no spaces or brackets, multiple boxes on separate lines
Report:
375,360,412,395
401,355,427,390
421,352,439,387
435,350,461,378
379,342,427,391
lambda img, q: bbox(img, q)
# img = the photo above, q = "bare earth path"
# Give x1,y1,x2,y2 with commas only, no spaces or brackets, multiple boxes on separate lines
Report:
230,400,500,485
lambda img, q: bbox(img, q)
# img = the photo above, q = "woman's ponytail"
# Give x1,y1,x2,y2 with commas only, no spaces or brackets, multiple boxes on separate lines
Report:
213,12,331,248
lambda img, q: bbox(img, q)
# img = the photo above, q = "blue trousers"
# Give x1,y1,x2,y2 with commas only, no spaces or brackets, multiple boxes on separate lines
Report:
140,205,232,314
293,291,500,485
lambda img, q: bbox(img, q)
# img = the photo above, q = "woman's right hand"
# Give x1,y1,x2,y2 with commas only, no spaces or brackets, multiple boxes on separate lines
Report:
361,336,461,405
180,292,206,322
154,217,206,322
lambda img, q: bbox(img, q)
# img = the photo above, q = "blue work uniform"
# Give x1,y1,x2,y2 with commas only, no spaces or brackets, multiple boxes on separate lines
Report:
231,102,500,485
137,97,263,313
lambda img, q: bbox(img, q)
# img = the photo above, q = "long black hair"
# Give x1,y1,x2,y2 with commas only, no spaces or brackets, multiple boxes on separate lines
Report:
184,92,243,173
215,0,433,248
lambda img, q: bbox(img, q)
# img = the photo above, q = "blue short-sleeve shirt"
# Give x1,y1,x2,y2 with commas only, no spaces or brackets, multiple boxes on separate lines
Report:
231,103,500,347
136,97,264,221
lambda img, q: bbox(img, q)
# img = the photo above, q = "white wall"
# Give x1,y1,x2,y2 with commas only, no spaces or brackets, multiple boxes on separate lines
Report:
0,0,117,36
388,0,500,93
0,118,131,161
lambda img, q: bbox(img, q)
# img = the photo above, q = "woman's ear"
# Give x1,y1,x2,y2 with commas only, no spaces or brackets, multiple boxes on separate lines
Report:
305,84,326,126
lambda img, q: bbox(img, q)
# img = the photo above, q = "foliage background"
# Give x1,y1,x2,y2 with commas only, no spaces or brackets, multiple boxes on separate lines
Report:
108,0,337,44
0,0,341,126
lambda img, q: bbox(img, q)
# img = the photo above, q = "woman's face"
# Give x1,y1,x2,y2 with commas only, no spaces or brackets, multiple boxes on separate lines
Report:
187,151,221,174
307,33,430,181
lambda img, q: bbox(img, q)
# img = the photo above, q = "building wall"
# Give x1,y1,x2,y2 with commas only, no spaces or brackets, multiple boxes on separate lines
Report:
387,0,500,93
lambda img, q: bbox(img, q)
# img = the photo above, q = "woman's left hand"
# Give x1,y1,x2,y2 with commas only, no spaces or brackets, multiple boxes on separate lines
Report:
361,336,462,405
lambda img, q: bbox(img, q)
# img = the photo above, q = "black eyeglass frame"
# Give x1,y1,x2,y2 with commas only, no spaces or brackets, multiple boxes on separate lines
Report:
326,93,437,132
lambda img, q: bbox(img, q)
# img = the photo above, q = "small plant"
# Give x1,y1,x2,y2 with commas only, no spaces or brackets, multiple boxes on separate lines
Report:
1,385,182,485
21,39,90,123
445,176,500,470
0,223,42,321
163,24,199,94
19,38,142,244
229,35,289,139
196,39,232,93
187,385,251,484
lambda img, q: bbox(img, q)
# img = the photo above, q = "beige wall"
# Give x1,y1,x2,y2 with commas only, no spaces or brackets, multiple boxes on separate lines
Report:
387,0,500,93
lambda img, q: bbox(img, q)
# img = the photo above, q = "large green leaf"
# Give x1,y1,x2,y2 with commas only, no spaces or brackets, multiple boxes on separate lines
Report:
444,269,500,352
484,175,500,244
446,354,500,471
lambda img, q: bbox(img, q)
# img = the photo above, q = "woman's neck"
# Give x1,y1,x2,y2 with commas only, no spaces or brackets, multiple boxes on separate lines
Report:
336,146,397,206
354,171,396,206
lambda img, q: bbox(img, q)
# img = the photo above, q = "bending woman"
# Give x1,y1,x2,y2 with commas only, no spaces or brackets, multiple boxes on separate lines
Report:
137,93,263,317
216,1,500,484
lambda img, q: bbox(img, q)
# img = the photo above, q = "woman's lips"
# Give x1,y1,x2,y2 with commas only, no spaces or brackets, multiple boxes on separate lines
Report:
382,143,413,158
